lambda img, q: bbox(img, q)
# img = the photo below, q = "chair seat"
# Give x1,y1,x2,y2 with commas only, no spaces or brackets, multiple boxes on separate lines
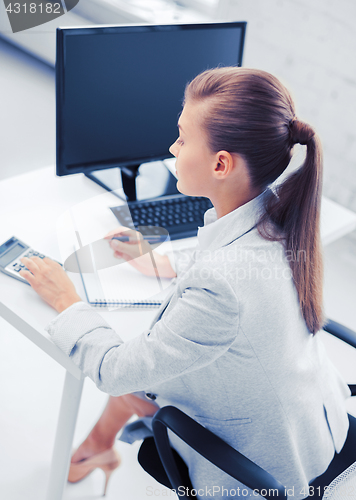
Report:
322,461,356,499
138,436,194,493
307,414,356,498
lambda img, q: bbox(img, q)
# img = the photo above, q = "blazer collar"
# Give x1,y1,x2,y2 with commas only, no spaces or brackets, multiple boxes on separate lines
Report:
197,190,269,252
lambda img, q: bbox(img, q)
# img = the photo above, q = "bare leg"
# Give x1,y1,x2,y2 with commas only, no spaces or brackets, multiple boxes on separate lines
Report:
71,394,158,463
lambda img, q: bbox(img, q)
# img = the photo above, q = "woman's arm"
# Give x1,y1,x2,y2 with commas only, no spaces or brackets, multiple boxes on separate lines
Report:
18,226,177,312
46,271,239,396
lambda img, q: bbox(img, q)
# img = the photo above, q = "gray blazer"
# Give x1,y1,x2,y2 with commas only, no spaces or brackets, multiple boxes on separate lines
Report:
47,192,350,499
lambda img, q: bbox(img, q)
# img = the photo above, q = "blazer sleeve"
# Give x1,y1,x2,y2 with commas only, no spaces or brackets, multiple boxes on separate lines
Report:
45,273,239,396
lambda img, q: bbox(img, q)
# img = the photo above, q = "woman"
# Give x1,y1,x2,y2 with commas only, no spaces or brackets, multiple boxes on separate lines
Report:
20,68,350,499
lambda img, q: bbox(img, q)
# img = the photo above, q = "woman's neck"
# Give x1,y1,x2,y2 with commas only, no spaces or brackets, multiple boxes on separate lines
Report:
212,188,262,219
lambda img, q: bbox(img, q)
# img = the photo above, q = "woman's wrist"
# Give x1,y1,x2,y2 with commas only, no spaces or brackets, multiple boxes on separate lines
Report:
54,293,82,313
156,254,177,278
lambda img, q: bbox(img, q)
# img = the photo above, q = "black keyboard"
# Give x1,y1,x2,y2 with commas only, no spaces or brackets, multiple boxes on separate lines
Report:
110,194,213,240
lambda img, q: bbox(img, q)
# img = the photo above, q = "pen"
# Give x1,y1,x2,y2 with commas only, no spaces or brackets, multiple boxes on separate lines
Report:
112,235,168,244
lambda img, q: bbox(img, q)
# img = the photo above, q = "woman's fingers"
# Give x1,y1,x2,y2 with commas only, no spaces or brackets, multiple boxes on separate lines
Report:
105,226,143,244
18,257,47,285
43,256,62,268
20,256,62,282
19,255,81,312
20,256,42,273
104,225,136,239
113,251,124,259
110,238,145,259
18,268,35,285
109,239,125,251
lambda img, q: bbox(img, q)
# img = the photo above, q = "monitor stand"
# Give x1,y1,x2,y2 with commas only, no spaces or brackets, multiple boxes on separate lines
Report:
85,167,137,202
85,160,179,203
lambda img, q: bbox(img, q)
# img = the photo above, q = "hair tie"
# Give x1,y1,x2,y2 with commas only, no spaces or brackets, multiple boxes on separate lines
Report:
289,117,315,146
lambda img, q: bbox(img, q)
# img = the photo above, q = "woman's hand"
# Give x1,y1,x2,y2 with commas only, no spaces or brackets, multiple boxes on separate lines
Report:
104,226,176,278
19,257,82,313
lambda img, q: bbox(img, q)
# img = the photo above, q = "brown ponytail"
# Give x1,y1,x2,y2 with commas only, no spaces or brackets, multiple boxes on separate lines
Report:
185,67,324,334
261,121,324,334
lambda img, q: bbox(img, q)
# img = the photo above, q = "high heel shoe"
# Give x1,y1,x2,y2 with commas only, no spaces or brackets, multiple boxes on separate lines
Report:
68,447,121,496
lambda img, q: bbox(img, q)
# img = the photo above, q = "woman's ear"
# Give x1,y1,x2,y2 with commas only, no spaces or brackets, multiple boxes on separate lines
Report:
214,152,249,180
213,151,234,178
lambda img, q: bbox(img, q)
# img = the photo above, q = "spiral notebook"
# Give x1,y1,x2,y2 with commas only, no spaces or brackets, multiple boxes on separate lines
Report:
75,244,175,308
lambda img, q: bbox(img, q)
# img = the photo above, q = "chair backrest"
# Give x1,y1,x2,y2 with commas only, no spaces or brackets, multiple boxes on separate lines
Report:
149,319,356,499
152,405,287,500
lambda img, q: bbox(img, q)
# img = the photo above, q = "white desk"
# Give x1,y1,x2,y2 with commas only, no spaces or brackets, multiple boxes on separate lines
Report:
1,166,356,500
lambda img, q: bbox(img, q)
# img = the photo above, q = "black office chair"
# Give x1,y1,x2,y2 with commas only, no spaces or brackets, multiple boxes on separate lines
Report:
138,319,356,499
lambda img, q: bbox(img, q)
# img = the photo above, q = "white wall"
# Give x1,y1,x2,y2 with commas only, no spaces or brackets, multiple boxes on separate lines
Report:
221,0,356,228
0,39,55,179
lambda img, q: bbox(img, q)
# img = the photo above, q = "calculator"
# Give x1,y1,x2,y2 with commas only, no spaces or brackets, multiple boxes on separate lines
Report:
0,236,60,285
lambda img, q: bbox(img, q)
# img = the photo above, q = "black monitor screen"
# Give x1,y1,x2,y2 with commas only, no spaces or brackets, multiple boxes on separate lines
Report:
56,22,246,176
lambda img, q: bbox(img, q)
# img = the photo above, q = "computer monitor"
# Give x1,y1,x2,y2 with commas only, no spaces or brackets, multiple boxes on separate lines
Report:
56,22,246,201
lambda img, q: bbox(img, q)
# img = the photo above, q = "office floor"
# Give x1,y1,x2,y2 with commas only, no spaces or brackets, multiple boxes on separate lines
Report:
1,33,356,500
